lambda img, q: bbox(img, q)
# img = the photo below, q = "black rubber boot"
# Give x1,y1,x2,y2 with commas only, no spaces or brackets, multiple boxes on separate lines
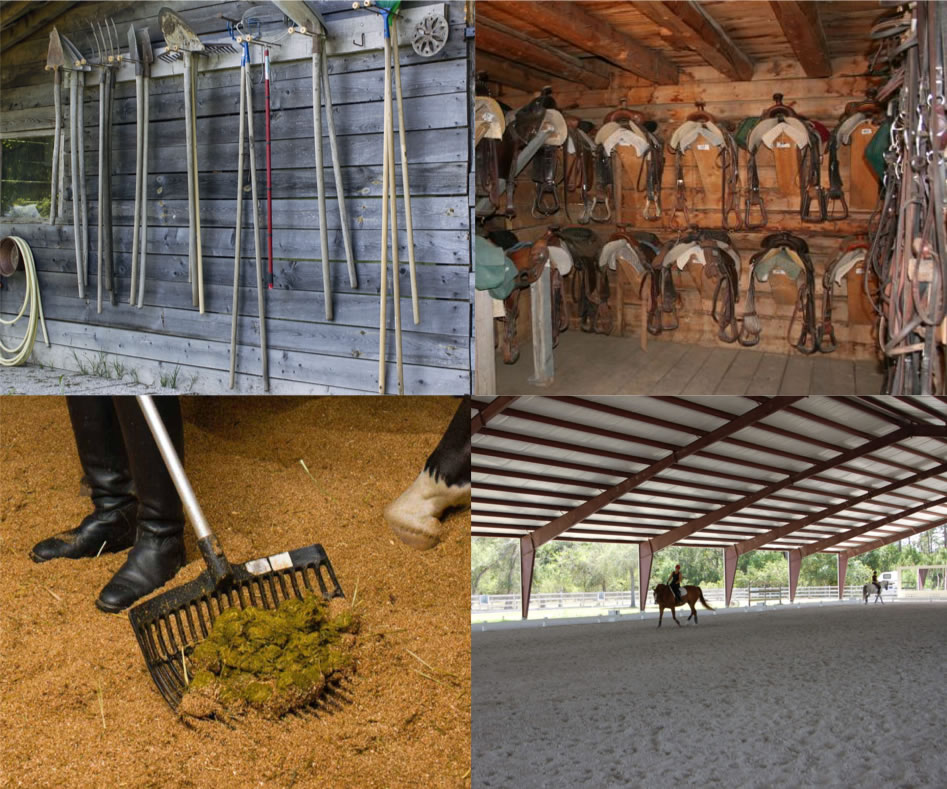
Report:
96,397,187,614
30,397,138,563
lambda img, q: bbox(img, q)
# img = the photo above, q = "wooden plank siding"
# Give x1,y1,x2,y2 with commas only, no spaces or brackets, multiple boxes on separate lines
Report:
0,1,472,394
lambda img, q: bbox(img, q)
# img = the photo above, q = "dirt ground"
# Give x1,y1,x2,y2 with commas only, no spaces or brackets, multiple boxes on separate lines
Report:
0,396,470,788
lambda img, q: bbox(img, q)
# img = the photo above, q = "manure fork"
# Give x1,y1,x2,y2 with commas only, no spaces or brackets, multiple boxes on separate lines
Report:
128,395,343,711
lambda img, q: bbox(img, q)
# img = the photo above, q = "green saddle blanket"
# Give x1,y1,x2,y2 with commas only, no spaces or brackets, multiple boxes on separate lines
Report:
475,235,518,300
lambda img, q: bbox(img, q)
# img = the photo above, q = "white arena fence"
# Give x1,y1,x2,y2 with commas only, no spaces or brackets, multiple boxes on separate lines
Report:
471,585,897,613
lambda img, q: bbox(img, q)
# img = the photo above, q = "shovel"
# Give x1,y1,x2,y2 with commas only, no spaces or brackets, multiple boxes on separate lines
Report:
128,395,343,711
159,7,205,313
45,28,65,226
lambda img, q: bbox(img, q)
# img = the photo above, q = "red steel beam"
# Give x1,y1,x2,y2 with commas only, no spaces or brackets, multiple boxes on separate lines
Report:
645,427,915,554
837,513,947,560
730,462,947,556
470,396,518,435
526,397,804,551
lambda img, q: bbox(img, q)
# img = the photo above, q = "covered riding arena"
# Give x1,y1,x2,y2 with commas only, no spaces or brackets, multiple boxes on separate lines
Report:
471,395,947,787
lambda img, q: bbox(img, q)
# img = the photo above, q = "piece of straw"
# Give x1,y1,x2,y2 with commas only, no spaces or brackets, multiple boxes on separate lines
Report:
95,540,107,558
181,646,189,685
97,679,106,730
44,587,62,602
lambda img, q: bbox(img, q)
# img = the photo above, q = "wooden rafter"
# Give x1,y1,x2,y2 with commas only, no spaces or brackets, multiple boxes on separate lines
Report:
480,0,679,85
0,1,77,53
470,396,517,436
632,0,753,82
768,0,832,78
731,462,947,556
900,396,947,424
476,16,612,90
524,397,803,550
477,52,552,94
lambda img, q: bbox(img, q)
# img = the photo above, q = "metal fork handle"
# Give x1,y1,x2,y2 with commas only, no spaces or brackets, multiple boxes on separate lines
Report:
137,395,232,583
137,395,211,541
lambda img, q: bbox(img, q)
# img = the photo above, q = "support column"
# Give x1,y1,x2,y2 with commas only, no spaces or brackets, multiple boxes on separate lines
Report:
520,535,536,620
788,549,802,602
918,567,928,590
528,263,554,387
724,546,738,608
638,541,653,612
837,554,848,600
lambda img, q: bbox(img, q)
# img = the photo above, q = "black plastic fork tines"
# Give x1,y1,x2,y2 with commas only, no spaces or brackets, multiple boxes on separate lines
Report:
128,544,343,711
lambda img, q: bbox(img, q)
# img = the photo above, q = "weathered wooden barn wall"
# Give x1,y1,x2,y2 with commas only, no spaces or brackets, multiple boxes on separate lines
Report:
482,56,881,360
1,0,471,394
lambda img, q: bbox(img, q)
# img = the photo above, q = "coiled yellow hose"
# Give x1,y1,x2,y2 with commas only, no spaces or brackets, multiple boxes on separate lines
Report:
0,236,50,367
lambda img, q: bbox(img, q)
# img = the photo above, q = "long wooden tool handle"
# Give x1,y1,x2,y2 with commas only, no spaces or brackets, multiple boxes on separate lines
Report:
183,53,197,303
191,61,204,314
77,71,88,286
244,50,268,391
50,68,62,225
137,77,149,308
230,59,247,390
378,35,392,394
386,41,403,395
390,18,419,326
313,50,332,321
96,79,105,314
321,46,357,288
130,73,144,304
69,72,84,298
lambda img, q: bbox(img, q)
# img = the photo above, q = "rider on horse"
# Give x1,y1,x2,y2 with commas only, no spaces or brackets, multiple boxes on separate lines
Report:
668,565,684,602
871,570,881,595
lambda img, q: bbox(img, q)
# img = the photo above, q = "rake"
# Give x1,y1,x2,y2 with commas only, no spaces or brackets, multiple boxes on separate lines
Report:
128,395,344,711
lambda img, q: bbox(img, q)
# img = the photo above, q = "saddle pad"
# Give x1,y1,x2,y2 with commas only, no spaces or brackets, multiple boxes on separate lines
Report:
475,97,505,140
540,109,568,146
670,121,725,152
600,239,646,274
670,243,707,270
547,245,574,277
836,112,868,145
760,118,810,149
830,248,867,285
753,248,803,282
602,127,650,157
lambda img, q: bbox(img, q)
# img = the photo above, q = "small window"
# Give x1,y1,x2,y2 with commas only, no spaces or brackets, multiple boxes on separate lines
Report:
1,136,55,220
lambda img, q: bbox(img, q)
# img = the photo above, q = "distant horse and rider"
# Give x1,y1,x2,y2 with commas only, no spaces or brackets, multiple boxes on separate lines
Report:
864,579,889,604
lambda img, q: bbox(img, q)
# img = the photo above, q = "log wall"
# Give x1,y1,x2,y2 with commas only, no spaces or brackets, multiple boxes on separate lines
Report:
480,57,883,360
1,0,471,394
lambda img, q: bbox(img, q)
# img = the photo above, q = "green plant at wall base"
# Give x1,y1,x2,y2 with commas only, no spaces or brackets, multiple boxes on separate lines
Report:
159,366,181,388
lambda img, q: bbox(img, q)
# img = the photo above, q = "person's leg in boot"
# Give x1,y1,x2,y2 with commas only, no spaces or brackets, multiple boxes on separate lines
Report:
96,396,186,613
31,397,137,562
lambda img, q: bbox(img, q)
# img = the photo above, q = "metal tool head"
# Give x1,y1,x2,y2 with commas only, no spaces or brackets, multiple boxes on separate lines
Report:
46,26,67,70
273,0,328,34
138,29,154,76
128,542,343,710
159,6,206,53
60,34,91,71
128,24,142,75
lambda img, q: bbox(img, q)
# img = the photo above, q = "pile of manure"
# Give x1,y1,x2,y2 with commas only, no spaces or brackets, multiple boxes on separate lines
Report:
179,595,359,719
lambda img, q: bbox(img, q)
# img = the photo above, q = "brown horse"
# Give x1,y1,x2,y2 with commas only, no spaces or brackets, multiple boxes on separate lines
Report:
653,584,714,627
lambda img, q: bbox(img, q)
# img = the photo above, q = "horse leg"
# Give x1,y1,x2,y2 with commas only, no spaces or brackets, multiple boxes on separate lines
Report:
657,606,663,628
690,603,698,624
671,606,681,627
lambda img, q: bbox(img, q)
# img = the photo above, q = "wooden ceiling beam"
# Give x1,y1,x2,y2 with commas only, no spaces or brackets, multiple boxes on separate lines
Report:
482,0,678,85
0,1,77,53
476,16,612,90
768,0,832,78
632,0,753,82
476,52,557,94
